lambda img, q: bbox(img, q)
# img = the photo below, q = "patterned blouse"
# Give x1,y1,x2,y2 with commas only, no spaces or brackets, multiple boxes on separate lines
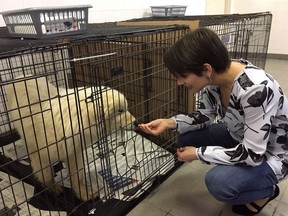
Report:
171,59,288,181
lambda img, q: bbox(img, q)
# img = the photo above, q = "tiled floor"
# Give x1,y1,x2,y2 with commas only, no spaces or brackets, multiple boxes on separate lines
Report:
127,58,288,216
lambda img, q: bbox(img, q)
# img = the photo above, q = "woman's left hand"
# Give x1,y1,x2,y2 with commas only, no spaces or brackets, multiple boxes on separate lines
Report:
177,146,198,162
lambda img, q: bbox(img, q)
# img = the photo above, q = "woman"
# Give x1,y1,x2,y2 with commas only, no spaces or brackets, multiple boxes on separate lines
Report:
139,28,288,215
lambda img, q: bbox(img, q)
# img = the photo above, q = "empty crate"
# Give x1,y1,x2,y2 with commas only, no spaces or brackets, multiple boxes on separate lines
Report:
0,4,92,39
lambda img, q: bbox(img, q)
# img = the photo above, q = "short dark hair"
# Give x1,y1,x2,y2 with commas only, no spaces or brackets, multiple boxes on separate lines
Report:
164,28,231,78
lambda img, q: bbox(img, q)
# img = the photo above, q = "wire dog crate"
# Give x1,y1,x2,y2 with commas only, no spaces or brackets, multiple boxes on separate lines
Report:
118,12,273,111
118,12,272,70
0,24,190,215
198,12,272,70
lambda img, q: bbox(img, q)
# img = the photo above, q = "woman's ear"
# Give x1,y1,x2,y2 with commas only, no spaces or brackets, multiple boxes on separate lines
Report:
202,63,213,77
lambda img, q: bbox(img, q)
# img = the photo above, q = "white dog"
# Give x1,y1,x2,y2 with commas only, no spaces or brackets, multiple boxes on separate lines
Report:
5,75,136,200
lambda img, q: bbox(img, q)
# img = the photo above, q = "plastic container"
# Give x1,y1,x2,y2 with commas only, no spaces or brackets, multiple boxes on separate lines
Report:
0,5,92,39
150,5,187,17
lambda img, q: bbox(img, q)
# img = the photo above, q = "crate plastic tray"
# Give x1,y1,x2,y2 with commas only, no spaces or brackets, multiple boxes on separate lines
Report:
150,5,187,17
0,5,92,39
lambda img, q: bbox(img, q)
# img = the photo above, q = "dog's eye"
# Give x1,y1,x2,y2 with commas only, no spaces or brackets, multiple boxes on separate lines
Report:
118,108,124,113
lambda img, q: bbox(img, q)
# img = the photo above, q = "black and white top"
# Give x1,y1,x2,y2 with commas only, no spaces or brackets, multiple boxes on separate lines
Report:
171,60,288,181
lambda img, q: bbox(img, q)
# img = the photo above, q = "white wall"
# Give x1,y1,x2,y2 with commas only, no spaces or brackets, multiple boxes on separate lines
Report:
230,0,288,55
205,0,226,15
0,0,286,55
0,0,206,26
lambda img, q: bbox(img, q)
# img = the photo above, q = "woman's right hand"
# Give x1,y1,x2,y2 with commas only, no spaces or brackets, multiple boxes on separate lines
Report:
139,118,176,136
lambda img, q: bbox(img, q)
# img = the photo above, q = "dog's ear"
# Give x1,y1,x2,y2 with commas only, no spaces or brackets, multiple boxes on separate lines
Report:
102,93,121,121
102,98,114,119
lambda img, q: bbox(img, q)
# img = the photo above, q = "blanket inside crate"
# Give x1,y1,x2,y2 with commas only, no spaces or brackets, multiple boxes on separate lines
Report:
0,130,175,215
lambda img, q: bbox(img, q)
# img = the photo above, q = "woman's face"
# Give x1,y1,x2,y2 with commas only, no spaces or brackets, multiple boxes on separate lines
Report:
176,73,207,93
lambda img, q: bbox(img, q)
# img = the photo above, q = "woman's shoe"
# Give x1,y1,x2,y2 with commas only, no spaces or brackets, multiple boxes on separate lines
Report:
232,185,279,215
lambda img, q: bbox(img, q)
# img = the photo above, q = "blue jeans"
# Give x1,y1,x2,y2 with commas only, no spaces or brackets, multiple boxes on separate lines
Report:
178,123,278,204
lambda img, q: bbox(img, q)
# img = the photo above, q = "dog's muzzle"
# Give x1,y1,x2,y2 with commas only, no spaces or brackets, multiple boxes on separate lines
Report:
121,120,139,131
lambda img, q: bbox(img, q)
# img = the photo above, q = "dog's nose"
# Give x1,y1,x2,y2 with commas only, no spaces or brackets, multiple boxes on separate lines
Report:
120,120,139,131
133,121,143,132
133,120,139,128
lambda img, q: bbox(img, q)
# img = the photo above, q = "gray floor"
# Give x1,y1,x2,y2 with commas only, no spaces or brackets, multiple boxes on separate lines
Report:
127,58,288,216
